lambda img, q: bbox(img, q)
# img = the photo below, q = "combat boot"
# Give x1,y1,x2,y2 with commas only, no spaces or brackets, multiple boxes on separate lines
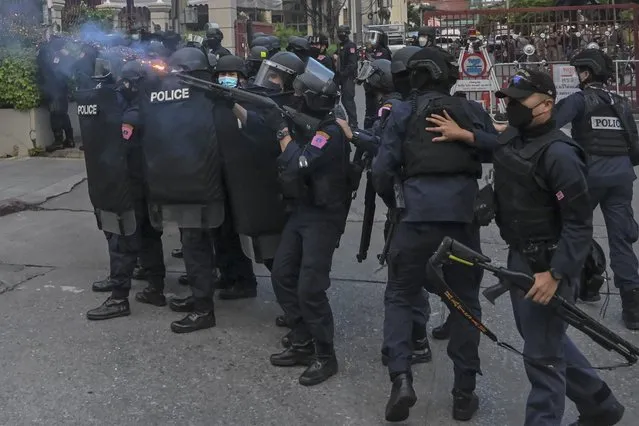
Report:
298,342,338,386
569,401,624,426
385,373,417,422
170,311,215,333
178,274,189,286
275,314,293,328
270,340,315,367
134,286,166,307
452,388,479,421
86,297,130,320
621,288,639,330
46,133,64,152
63,137,75,148
92,277,115,292
171,248,183,258
218,282,257,300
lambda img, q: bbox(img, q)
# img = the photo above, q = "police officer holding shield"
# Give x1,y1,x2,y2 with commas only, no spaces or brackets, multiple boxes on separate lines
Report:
83,55,167,321
554,48,639,330
139,47,226,333
373,47,497,422
491,69,625,426
308,34,334,71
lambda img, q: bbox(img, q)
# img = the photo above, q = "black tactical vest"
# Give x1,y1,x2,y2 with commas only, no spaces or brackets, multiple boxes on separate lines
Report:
493,127,584,247
403,94,482,178
571,87,630,156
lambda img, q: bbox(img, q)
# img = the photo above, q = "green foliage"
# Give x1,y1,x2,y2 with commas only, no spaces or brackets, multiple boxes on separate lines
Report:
0,48,41,110
64,2,114,32
274,24,304,49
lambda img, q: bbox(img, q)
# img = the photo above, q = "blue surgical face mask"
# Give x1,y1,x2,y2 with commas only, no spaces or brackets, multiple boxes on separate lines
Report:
218,75,238,88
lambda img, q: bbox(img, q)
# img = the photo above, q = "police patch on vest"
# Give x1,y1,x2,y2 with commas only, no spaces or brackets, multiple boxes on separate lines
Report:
150,88,190,103
591,116,623,131
77,104,98,116
311,131,330,149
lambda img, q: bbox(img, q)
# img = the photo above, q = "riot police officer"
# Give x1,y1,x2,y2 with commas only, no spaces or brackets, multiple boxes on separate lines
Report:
139,47,226,333
251,36,274,58
84,56,167,321
203,23,231,59
308,34,333,71
415,26,436,47
286,36,311,63
373,47,496,422
555,49,639,330
246,45,269,79
266,35,282,58
365,29,392,60
492,69,625,426
214,55,248,88
336,25,359,127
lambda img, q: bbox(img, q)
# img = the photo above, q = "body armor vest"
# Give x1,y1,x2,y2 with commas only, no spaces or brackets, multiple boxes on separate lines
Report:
493,128,584,247
403,94,482,178
571,87,630,156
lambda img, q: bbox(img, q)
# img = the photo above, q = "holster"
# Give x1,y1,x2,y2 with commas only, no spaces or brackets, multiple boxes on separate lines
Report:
521,242,557,274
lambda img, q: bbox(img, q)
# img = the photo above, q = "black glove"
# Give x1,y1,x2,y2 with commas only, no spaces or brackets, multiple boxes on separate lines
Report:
210,88,235,109
263,108,287,134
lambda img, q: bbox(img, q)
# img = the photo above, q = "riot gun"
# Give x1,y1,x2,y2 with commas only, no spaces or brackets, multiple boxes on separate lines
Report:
377,175,404,267
356,151,375,262
175,73,321,135
426,237,639,367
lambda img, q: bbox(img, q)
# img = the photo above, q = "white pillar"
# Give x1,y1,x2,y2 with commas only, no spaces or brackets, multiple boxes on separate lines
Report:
148,2,172,30
208,0,237,54
51,0,64,31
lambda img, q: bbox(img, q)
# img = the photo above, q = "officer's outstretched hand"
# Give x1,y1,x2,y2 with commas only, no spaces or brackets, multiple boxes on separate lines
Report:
425,110,474,144
525,271,559,305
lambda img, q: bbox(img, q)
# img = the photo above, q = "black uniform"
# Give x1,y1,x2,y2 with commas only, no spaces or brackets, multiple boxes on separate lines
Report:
336,28,359,127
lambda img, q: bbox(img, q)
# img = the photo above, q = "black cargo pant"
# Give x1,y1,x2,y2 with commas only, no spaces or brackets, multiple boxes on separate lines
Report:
363,87,377,130
180,228,216,312
109,198,165,299
213,205,257,289
271,207,344,346
508,250,620,426
338,77,358,128
47,94,73,141
384,221,482,390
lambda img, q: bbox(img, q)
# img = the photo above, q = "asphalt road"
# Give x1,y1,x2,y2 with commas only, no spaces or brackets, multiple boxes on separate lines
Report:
0,87,638,425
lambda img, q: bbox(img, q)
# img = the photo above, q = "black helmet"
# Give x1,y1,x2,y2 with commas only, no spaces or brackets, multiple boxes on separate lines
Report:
308,34,329,47
417,26,436,47
338,25,351,35
93,47,138,81
286,36,310,58
248,46,269,62
293,58,338,113
253,51,305,91
365,59,394,93
252,36,273,51
390,46,421,74
365,29,387,48
570,48,613,81
267,35,281,51
215,55,247,77
120,60,146,82
168,47,209,72
205,23,223,41
253,32,267,39
207,53,218,70
406,47,451,89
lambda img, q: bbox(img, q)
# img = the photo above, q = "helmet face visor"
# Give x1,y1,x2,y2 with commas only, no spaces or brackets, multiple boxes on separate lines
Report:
253,59,294,91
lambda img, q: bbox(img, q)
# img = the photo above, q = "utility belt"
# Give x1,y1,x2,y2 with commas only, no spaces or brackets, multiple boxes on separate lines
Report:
517,240,558,274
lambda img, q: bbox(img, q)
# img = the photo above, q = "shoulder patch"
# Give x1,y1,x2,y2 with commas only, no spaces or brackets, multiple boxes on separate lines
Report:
350,47,356,54
311,131,330,149
122,123,134,141
318,54,325,60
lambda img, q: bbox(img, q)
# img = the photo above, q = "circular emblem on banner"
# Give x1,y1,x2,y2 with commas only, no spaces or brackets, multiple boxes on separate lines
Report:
462,53,487,77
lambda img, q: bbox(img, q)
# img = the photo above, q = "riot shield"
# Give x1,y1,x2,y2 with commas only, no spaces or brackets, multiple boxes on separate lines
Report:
213,103,288,242
239,234,282,264
75,86,136,236
139,75,225,228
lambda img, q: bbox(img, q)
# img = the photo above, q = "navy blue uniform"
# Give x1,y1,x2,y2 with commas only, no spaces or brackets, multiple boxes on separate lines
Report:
493,122,620,425
337,40,359,127
248,113,349,348
555,89,639,294
372,94,496,389
108,92,165,299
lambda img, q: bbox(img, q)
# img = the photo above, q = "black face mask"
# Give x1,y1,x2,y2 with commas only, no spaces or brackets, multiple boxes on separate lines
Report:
338,34,347,42
309,46,321,58
506,99,535,128
289,95,304,111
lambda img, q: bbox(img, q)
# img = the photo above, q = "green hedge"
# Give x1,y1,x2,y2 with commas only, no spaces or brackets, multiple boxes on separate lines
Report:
0,48,40,110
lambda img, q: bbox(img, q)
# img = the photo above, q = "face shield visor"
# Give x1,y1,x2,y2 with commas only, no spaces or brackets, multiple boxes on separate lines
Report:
93,58,113,79
253,59,296,91
356,60,374,82
366,31,382,47
292,57,335,95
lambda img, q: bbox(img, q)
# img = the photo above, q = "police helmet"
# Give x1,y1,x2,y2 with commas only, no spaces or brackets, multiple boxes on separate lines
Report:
406,47,451,88
293,58,339,113
286,36,311,57
267,35,281,51
253,32,267,39
207,53,218,70
248,45,269,62
338,25,351,35
417,26,436,47
168,47,209,72
365,59,394,93
252,36,273,51
120,60,147,82
215,55,247,78
390,46,421,74
94,47,138,80
366,29,387,48
308,34,329,47
570,48,613,82
253,51,305,91
206,23,223,41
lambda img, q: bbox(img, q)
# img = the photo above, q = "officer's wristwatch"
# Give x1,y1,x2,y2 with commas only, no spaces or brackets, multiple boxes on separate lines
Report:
549,268,563,282
276,129,290,141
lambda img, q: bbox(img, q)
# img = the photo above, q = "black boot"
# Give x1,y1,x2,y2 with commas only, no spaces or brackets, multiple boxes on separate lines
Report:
134,286,166,307
270,340,315,367
275,314,293,328
87,297,130,320
569,401,625,426
432,314,452,340
299,342,338,386
452,388,479,421
178,274,189,286
621,288,639,330
169,296,195,312
170,311,216,333
171,248,183,258
63,137,75,148
92,277,115,293
132,266,149,281
46,134,64,152
218,283,257,300
385,373,417,422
